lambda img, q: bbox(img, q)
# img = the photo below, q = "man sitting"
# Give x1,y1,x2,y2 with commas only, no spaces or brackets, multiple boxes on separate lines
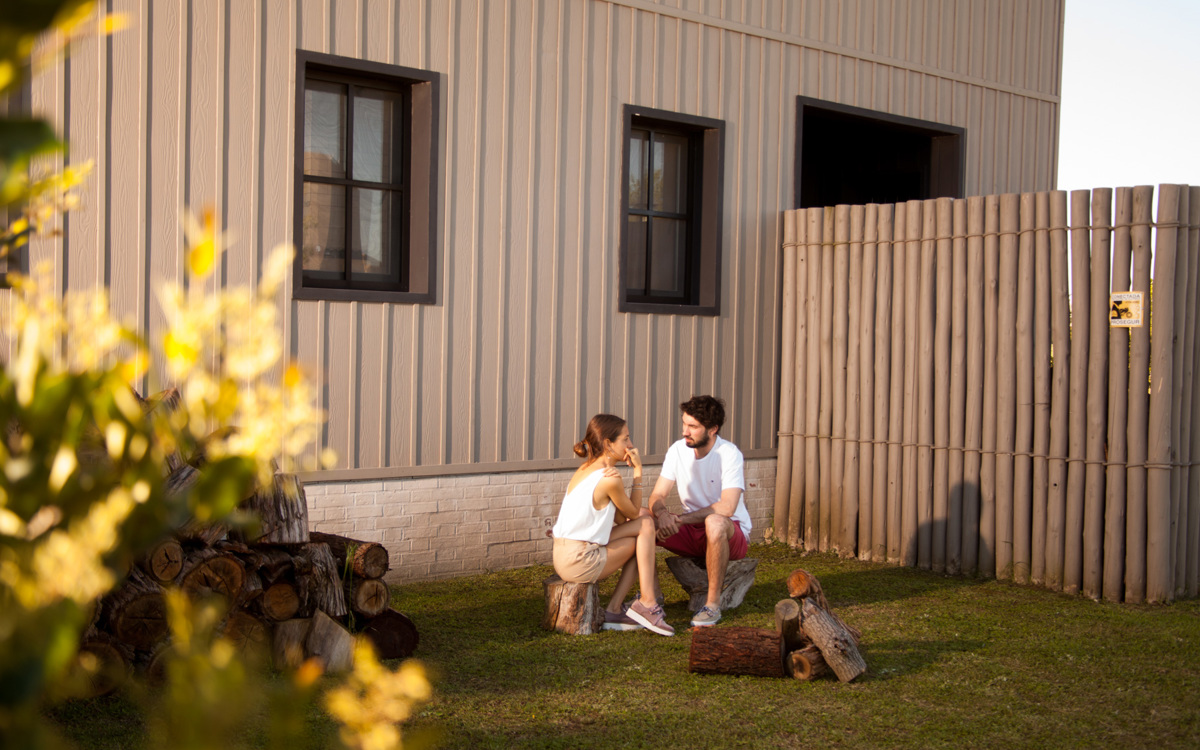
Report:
647,395,750,627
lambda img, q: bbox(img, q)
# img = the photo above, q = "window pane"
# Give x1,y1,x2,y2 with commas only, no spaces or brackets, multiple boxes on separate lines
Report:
304,80,346,178
649,217,685,296
351,188,400,282
626,215,648,293
353,87,402,184
628,129,649,210
302,182,347,276
651,133,688,213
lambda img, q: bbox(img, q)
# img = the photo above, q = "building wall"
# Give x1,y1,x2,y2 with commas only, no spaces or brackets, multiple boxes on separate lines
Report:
306,457,778,583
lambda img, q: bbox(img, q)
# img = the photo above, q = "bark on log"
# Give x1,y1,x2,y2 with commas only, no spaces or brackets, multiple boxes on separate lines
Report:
786,645,829,681
311,531,390,580
307,609,354,673
101,568,167,650
168,465,229,545
238,473,310,544
801,598,866,682
541,575,604,635
360,608,420,660
179,548,247,602
688,627,785,678
296,542,347,618
774,598,806,652
142,538,185,583
273,618,312,671
344,577,390,618
664,556,758,611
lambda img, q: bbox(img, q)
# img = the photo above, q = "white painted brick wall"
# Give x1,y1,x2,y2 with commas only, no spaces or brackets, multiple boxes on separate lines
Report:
304,458,777,584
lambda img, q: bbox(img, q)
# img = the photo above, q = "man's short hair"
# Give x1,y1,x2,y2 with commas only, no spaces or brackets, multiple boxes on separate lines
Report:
680,395,725,432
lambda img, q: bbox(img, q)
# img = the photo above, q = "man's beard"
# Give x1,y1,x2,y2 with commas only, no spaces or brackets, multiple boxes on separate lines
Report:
685,432,710,449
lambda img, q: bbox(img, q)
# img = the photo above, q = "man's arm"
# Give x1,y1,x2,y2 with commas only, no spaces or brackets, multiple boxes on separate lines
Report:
647,475,679,537
675,487,743,524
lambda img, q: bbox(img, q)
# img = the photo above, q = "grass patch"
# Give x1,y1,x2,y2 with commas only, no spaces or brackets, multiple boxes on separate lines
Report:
46,543,1200,749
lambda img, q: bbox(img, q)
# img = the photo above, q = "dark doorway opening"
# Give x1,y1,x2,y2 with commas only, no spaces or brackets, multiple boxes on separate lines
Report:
795,97,965,209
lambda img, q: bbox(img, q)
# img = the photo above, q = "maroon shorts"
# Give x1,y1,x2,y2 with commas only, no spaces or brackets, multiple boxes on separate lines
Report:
657,520,748,560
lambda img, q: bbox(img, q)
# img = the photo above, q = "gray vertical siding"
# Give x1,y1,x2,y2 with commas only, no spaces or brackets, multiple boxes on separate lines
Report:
14,0,1062,477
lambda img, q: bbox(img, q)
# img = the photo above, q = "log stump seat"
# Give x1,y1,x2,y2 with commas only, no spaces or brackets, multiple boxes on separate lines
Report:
541,575,605,635
665,556,758,612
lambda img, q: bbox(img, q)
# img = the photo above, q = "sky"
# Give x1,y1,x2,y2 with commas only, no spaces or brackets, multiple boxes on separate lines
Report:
1056,0,1200,193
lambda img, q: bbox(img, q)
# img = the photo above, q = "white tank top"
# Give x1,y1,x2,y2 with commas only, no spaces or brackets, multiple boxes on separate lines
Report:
550,468,616,545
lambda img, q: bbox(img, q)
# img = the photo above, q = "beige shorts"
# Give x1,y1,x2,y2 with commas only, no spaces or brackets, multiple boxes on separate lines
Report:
552,537,608,583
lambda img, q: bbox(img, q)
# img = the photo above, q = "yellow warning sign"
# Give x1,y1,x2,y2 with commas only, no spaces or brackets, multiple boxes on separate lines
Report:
1110,291,1143,328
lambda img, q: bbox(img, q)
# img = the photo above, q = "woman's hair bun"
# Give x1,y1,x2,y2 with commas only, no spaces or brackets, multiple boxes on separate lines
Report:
572,439,590,458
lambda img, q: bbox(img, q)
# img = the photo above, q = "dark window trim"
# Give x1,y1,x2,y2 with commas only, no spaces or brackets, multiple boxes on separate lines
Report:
293,50,440,304
619,104,724,317
793,96,965,209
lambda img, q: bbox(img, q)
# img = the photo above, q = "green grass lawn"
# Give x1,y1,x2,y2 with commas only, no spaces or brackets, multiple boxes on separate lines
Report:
48,543,1200,749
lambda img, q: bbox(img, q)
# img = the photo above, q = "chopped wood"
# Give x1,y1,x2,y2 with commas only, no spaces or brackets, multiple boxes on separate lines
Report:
665,556,758,611
272,618,312,671
77,634,133,697
238,473,309,544
306,609,354,673
296,542,347,618
344,577,390,618
311,531,390,579
800,597,866,682
179,547,247,602
259,582,302,622
786,645,829,680
774,598,807,652
143,538,184,583
221,610,270,657
688,626,785,678
541,575,604,635
360,608,420,660
101,568,167,650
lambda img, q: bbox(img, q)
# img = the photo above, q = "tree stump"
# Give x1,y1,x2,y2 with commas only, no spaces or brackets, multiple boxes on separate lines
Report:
306,609,354,673
786,645,829,681
258,581,302,622
800,597,867,682
345,577,390,618
142,538,184,583
272,618,312,670
102,568,167,650
296,542,347,618
665,556,758,611
774,598,806,652
688,626,784,678
360,608,420,659
541,575,604,635
238,473,310,544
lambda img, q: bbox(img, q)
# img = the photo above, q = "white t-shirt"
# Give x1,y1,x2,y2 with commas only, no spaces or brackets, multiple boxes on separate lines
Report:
660,435,751,534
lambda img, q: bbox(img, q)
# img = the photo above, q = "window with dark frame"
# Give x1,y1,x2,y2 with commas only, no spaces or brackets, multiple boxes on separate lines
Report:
620,105,724,316
294,51,439,304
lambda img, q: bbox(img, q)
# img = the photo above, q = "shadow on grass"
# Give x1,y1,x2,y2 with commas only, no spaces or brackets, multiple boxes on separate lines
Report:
857,636,988,682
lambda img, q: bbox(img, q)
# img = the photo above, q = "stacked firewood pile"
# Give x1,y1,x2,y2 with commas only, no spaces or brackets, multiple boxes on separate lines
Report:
687,568,866,683
76,390,417,696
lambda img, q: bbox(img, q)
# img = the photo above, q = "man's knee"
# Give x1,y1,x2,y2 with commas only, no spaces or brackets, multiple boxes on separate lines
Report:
704,513,733,540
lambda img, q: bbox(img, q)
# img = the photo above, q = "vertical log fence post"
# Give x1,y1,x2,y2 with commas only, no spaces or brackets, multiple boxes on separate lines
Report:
1065,189,1092,594
902,200,922,567
831,205,851,555
917,201,938,570
873,205,896,562
1046,191,1071,591
1032,192,1053,586
789,212,810,547
1187,186,1200,598
980,196,1001,577
932,198,953,573
948,199,969,575
1104,188,1133,602
887,204,908,564
1125,185,1154,604
858,204,879,560
819,207,836,551
995,194,1020,580
1083,189,1113,599
1171,189,1192,598
774,210,799,541
1013,193,1036,584
963,196,986,575
843,204,864,556
804,208,823,551
1147,183,1181,603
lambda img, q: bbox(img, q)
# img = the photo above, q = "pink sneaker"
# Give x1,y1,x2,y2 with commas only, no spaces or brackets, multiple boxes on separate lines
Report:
627,600,675,636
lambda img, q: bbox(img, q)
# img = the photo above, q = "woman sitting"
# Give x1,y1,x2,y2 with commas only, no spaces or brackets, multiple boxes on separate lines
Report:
551,414,674,635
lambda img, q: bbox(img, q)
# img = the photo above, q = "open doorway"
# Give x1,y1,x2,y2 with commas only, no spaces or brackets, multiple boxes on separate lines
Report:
795,96,965,209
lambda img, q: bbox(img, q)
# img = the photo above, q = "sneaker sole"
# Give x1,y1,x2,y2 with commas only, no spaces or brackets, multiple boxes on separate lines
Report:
690,619,720,627
626,608,675,637
601,622,641,631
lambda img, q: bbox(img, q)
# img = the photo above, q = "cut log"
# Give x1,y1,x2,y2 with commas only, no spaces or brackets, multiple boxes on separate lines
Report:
102,568,167,650
344,577,390,619
76,634,133,697
221,610,270,657
774,598,807,652
306,609,354,673
541,575,604,635
296,542,347,618
786,645,829,681
786,568,830,610
360,608,420,660
273,618,312,670
238,473,310,544
310,531,390,579
142,538,185,583
259,581,302,622
688,626,785,678
179,547,247,602
800,597,867,682
665,556,758,611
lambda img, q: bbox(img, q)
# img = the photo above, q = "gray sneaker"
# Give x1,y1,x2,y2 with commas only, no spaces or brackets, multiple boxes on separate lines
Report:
602,608,642,632
627,600,675,636
691,605,722,627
